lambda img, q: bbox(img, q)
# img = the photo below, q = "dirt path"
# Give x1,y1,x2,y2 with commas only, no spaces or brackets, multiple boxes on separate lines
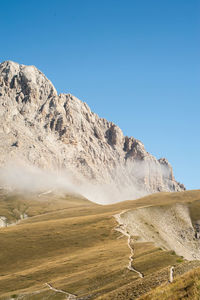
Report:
45,283,77,299
114,211,144,278
38,189,54,197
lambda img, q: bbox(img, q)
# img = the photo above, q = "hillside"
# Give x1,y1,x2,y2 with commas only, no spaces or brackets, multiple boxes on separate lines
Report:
0,189,200,299
140,267,200,300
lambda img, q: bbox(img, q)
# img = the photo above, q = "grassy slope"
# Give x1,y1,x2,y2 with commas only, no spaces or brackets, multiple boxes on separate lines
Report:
0,190,93,223
140,266,200,300
0,190,200,299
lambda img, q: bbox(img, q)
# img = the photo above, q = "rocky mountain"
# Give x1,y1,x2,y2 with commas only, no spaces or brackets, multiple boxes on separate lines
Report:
0,61,185,202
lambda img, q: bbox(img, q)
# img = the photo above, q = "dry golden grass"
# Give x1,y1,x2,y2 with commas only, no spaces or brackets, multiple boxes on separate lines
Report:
0,209,136,298
0,189,200,299
0,190,95,223
140,267,200,300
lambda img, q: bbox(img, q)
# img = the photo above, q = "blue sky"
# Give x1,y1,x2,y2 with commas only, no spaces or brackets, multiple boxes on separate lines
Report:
1,0,199,189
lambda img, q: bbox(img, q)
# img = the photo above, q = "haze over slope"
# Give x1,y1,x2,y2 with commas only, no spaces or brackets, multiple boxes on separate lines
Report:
0,61,185,203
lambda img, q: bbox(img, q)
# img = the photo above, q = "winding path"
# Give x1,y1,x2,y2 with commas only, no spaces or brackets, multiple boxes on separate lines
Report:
38,189,54,197
45,283,77,299
114,211,144,278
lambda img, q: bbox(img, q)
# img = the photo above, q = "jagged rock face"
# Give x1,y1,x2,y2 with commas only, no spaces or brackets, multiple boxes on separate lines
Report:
0,61,185,201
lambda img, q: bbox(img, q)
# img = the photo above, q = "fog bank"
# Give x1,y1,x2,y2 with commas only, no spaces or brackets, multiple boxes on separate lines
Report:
0,160,171,204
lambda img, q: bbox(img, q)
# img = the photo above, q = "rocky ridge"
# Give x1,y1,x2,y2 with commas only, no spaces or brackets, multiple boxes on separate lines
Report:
0,61,185,202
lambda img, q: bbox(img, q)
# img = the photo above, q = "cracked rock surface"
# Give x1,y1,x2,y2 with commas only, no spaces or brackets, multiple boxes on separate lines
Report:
0,61,185,201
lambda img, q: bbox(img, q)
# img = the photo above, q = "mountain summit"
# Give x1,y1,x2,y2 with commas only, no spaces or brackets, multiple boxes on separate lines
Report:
0,61,185,202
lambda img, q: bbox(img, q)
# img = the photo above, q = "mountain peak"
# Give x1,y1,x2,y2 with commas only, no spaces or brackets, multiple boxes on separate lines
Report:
0,60,57,100
0,61,185,203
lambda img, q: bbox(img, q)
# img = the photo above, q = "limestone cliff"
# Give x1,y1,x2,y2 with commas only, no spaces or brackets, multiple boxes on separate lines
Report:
0,61,185,201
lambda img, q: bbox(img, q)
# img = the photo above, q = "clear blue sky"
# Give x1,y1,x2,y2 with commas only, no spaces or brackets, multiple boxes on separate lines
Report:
1,0,199,189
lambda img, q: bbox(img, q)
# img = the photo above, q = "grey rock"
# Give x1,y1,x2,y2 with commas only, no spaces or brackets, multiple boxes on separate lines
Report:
0,61,185,201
